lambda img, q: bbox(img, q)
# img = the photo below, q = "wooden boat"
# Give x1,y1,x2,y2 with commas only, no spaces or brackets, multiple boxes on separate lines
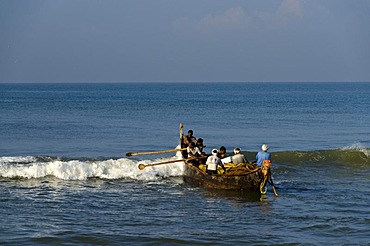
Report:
179,123,268,192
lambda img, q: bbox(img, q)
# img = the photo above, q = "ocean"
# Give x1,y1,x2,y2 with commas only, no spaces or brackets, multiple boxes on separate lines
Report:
0,82,369,245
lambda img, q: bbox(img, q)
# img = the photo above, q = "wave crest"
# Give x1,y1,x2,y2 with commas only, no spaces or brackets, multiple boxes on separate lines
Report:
273,148,370,166
0,156,185,181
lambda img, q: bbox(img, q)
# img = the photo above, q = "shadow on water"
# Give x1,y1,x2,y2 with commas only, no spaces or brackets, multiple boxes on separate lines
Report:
199,187,262,203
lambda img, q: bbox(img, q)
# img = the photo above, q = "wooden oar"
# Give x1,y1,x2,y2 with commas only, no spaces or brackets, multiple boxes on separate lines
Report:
126,148,186,157
138,159,188,170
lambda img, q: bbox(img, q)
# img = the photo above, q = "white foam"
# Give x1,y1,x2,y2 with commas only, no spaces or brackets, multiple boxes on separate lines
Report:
341,143,370,157
0,156,37,164
0,156,185,181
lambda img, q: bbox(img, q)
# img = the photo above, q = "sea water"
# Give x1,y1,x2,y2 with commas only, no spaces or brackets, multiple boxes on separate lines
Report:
0,82,369,245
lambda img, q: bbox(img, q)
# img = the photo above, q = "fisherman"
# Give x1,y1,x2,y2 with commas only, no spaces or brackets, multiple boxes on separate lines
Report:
232,147,248,164
256,144,278,196
184,130,197,147
256,144,271,166
195,138,206,153
217,146,227,158
206,149,226,175
187,142,203,167
195,138,207,164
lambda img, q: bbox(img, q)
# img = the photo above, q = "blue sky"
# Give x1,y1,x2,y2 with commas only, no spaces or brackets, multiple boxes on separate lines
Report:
1,0,370,82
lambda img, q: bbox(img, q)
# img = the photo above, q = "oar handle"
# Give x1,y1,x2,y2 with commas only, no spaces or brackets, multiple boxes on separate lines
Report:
126,148,187,157
137,156,206,170
138,158,188,170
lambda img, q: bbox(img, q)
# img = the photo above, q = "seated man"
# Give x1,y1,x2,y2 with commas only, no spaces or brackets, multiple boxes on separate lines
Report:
232,147,248,164
195,138,207,164
206,149,226,175
195,138,206,153
217,146,227,158
187,142,203,167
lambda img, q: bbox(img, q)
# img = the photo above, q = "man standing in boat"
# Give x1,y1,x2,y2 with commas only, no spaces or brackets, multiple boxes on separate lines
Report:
184,130,196,147
206,149,226,175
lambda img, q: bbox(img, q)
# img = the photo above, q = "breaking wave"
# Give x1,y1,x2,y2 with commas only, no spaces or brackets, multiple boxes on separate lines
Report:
0,155,185,181
1,145,369,180
273,145,369,167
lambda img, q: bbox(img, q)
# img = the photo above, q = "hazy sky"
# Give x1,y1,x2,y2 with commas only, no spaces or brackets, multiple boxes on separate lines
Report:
1,0,370,82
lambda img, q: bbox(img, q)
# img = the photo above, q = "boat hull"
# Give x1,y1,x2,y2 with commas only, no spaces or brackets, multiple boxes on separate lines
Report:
180,122,263,192
183,163,263,191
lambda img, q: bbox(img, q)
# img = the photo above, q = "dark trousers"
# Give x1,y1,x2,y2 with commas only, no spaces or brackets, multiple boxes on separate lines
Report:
206,169,218,175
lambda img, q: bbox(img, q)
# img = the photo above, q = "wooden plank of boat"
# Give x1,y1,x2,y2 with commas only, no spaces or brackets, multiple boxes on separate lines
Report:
179,123,264,191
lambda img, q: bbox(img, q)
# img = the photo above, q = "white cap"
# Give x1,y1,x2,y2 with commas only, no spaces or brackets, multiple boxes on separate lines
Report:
212,149,218,156
234,148,241,154
262,144,269,151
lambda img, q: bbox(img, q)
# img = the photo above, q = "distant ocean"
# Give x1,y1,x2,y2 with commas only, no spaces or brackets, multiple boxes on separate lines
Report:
1,82,369,245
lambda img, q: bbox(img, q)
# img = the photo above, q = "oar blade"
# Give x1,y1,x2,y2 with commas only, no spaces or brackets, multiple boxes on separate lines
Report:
138,163,146,170
126,152,134,157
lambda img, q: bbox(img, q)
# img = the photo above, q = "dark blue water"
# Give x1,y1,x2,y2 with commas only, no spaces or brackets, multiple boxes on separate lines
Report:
1,82,369,156
1,82,369,245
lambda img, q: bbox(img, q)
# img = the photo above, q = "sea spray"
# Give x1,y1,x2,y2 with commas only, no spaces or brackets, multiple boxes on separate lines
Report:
0,156,185,181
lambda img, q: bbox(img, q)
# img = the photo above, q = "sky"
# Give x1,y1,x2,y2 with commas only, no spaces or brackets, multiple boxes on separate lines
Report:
1,0,370,83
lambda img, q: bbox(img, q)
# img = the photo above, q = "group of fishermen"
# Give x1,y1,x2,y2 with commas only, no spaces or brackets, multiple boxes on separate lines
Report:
183,129,271,175
183,129,278,196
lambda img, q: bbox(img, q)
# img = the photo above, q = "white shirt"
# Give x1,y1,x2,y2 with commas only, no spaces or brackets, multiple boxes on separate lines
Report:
206,155,223,171
187,146,202,156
